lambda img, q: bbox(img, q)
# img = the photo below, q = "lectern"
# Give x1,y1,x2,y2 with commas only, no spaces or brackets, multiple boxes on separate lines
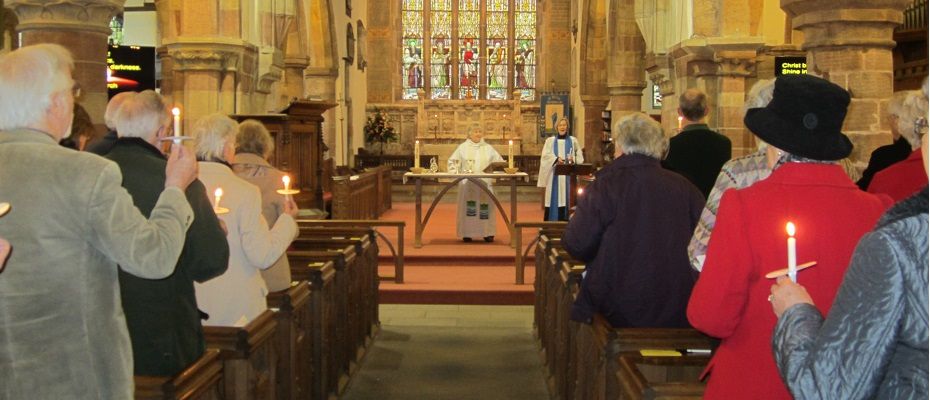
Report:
553,163,594,214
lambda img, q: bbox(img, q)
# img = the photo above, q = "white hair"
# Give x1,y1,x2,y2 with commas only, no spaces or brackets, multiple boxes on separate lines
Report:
613,112,667,159
0,44,74,131
105,91,137,130
888,90,929,149
115,90,169,141
744,79,775,113
193,113,238,161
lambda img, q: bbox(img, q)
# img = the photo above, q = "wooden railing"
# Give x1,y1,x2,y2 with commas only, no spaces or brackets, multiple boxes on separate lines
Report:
513,221,568,284
331,165,392,219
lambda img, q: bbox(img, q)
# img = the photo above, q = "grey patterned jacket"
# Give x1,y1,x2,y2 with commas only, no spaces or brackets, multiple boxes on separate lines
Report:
772,187,929,400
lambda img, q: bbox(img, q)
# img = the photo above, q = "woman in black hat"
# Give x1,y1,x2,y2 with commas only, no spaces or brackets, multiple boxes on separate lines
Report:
686,74,895,400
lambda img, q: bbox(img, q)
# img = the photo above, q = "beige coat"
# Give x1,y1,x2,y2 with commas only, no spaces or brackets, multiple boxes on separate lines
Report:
0,128,194,399
232,153,292,292
194,162,297,326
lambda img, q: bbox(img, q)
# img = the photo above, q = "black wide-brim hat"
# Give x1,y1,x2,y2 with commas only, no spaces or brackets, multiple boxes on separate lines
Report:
744,74,853,161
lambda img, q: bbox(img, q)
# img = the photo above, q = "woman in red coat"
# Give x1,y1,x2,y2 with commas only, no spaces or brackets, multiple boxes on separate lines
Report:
687,75,893,399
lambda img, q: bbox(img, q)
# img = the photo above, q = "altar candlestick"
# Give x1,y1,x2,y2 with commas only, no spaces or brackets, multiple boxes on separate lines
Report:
214,188,223,210
508,140,514,169
172,107,181,136
414,140,420,169
786,222,797,282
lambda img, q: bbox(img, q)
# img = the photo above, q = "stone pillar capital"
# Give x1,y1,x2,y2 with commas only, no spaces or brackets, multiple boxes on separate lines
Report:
161,39,256,72
781,0,910,50
7,0,123,33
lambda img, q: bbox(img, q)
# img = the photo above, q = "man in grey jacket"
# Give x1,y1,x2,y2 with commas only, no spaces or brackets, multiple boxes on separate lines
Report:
0,44,199,399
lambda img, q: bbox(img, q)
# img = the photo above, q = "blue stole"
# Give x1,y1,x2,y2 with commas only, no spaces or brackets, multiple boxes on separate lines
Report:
547,137,572,221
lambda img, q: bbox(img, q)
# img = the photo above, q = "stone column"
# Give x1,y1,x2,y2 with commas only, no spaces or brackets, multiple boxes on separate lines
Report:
607,0,646,134
781,0,911,163
646,53,676,134
580,95,610,164
284,55,309,99
8,0,124,126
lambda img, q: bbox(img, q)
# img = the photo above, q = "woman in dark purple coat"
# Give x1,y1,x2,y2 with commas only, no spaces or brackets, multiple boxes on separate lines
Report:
565,112,703,328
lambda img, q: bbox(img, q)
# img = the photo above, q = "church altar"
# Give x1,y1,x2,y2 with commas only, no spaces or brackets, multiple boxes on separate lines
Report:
403,171,529,248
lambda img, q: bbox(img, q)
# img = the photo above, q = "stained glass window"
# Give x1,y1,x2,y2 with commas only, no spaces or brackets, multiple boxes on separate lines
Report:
402,0,425,100
400,0,537,101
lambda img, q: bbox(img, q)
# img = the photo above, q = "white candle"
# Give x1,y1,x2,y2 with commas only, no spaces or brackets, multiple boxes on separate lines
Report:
172,107,181,136
786,222,797,282
282,175,290,192
214,188,223,210
677,116,683,131
508,140,514,169
414,140,420,169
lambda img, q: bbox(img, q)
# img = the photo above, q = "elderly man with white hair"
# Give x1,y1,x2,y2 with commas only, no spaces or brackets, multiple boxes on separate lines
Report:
192,113,298,327
0,45,198,398
563,112,703,328
104,90,230,376
86,90,135,155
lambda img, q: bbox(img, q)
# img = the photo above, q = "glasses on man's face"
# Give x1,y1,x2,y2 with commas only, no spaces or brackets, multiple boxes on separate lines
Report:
71,81,82,100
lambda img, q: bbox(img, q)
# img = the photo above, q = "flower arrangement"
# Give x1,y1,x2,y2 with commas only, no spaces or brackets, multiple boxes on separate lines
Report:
363,110,398,155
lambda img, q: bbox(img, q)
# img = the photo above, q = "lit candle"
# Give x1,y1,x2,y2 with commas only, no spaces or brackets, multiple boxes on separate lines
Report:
577,187,584,196
786,222,797,282
508,140,514,169
414,140,420,169
214,188,223,210
282,175,291,192
172,107,181,136
677,115,683,131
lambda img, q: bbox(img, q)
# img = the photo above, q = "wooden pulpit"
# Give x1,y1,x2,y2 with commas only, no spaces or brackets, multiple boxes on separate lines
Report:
553,163,594,212
233,100,336,210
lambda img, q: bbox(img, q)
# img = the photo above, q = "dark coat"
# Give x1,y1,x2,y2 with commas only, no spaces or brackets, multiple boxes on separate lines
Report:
662,124,732,198
856,136,911,190
106,138,229,376
85,130,118,156
565,153,703,328
773,187,928,400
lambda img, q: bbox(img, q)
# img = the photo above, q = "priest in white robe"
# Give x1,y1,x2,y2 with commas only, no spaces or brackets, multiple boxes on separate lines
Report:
537,117,584,220
448,126,504,242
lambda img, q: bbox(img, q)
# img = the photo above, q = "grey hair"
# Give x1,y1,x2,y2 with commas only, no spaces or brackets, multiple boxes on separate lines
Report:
887,90,928,149
114,90,169,140
193,113,238,161
678,89,707,121
744,79,775,113
236,119,275,159
0,44,74,131
613,112,667,159
105,91,137,130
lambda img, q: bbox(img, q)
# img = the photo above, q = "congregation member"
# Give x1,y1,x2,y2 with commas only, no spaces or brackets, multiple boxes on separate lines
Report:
566,112,703,328
768,132,929,400
192,113,299,326
86,90,134,155
232,119,293,292
105,90,230,375
867,87,929,201
447,125,504,242
537,117,584,221
858,84,928,190
662,88,732,198
687,74,894,400
59,103,96,150
688,79,775,271
0,44,198,398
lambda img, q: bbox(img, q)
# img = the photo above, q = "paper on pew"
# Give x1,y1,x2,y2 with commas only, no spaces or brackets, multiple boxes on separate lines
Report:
233,315,249,327
307,262,326,268
640,349,682,357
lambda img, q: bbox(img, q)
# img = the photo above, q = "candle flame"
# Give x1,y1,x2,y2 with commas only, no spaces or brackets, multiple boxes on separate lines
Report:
577,188,584,195
786,222,796,237
172,107,180,116
677,116,683,121
282,175,290,186
215,188,223,198
509,140,513,145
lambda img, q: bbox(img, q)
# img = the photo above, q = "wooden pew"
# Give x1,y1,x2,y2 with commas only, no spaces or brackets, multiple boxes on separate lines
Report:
134,349,224,400
286,254,336,400
267,281,312,400
203,310,278,400
330,165,392,219
288,250,350,396
573,315,714,400
615,352,708,400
